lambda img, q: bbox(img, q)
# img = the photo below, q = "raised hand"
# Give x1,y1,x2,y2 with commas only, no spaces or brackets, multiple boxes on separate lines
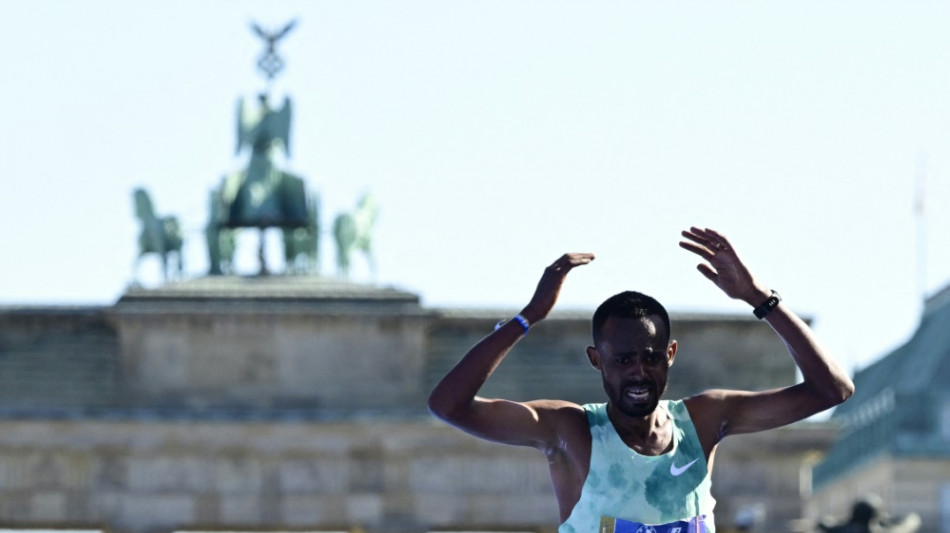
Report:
520,253,595,324
678,227,769,305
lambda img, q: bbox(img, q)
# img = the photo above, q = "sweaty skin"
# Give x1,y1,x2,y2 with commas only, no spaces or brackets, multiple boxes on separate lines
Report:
427,228,854,523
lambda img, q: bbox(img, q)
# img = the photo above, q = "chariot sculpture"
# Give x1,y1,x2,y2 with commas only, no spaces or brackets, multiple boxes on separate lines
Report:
133,19,381,280
205,19,320,276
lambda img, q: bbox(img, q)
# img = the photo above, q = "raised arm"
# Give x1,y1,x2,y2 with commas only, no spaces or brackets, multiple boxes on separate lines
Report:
427,253,594,449
678,227,854,439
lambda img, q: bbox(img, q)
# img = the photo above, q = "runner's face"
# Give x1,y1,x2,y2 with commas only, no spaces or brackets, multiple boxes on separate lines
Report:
589,315,673,418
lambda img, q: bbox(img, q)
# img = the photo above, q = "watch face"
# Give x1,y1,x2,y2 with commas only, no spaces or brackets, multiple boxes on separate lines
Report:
753,291,780,319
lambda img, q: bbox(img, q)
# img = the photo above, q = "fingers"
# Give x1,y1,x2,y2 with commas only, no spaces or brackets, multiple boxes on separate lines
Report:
681,227,731,285
696,263,718,283
523,253,595,324
548,253,595,272
680,226,733,257
678,240,714,261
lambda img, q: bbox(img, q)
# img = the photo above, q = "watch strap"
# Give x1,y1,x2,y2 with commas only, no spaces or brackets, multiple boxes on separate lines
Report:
753,290,781,319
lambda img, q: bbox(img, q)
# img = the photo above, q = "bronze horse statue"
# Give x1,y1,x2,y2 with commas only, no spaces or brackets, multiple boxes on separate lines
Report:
205,187,237,275
283,192,320,275
333,193,378,279
133,188,184,282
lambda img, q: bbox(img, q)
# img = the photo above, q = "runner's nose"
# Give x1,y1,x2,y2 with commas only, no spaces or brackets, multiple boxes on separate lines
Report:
628,357,648,379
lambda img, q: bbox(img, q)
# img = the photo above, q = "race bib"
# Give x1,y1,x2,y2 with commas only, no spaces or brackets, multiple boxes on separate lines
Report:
599,515,708,533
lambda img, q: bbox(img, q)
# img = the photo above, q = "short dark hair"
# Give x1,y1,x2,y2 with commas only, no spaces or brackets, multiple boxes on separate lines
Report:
591,291,671,345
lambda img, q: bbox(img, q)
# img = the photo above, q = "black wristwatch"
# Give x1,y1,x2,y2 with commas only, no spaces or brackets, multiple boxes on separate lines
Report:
752,290,781,319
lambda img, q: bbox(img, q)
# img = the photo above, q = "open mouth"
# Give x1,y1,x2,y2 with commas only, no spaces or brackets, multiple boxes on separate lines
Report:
624,385,652,403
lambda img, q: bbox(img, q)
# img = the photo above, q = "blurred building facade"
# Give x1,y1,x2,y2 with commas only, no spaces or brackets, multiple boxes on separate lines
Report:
0,277,839,533
808,286,950,533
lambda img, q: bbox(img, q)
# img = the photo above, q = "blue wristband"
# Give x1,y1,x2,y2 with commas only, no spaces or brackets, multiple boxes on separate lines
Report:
494,314,531,335
512,314,530,334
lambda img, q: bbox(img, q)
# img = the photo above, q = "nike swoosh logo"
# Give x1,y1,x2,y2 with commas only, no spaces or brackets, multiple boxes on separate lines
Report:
670,458,699,476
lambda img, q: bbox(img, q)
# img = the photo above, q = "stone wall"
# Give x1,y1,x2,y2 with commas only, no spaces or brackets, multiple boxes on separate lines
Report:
0,418,549,533
0,307,120,412
111,309,429,413
108,277,430,414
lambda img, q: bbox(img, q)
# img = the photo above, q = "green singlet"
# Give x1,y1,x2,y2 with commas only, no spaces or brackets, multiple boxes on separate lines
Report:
558,400,716,533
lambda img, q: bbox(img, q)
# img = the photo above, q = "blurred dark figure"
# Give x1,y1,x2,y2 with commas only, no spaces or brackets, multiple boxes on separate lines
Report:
818,495,920,533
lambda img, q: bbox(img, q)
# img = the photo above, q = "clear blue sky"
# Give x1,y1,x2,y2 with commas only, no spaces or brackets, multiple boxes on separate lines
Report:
3,1,950,375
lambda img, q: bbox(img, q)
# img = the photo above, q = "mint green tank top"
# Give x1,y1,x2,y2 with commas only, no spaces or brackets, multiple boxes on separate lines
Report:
558,400,716,533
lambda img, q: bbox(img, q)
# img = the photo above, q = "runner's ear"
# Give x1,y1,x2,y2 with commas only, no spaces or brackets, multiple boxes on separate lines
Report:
667,340,678,368
586,345,602,370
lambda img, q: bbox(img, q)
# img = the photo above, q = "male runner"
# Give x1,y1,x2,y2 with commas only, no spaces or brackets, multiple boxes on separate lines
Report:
427,227,854,533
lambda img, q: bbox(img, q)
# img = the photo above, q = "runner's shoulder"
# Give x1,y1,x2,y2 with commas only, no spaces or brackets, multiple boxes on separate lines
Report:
524,400,588,432
684,388,747,409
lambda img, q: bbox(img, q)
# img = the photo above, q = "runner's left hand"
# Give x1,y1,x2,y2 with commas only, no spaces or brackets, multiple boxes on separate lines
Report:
679,227,769,305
